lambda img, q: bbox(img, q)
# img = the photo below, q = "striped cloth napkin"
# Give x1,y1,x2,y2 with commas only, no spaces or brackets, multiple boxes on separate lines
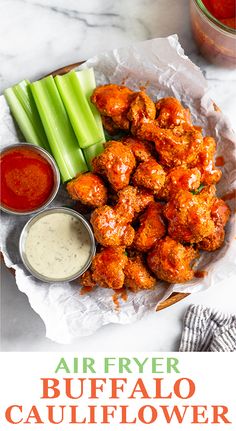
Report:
179,304,236,352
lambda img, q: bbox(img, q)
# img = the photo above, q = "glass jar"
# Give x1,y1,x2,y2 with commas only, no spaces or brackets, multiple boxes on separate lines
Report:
190,0,236,67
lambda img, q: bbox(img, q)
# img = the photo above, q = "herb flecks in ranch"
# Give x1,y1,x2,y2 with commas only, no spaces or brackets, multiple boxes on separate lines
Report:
54,357,180,374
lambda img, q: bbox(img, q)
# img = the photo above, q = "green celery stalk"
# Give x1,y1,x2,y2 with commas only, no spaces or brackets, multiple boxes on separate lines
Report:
55,71,103,149
31,76,87,183
83,141,104,171
76,68,105,141
4,80,50,152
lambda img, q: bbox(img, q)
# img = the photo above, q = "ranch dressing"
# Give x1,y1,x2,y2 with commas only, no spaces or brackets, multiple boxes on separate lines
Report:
24,213,91,280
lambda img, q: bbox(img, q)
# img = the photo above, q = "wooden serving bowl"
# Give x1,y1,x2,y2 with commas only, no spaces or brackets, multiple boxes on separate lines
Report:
1,61,190,312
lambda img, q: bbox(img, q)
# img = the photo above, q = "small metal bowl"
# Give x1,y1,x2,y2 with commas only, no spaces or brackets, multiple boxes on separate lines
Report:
19,207,96,283
0,143,60,215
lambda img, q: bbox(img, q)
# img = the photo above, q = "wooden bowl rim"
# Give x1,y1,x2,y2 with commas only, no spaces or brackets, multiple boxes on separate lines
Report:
2,59,200,312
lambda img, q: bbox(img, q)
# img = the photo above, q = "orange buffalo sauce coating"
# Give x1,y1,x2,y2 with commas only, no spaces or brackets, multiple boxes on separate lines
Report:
194,270,208,278
215,156,225,167
80,285,95,295
1,147,54,211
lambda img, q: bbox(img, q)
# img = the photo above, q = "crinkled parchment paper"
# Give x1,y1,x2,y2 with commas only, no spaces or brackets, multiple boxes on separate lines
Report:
1,35,236,344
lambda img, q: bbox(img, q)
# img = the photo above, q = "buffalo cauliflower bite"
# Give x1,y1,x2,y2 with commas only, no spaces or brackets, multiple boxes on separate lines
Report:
195,136,222,185
90,185,155,247
164,186,216,243
124,255,156,291
67,172,108,207
158,167,202,201
101,115,121,135
113,185,154,217
134,202,166,252
116,186,154,220
111,112,130,131
155,97,192,128
91,84,134,131
197,225,225,252
80,269,97,289
90,205,135,247
121,136,154,162
132,158,166,193
90,186,157,250
91,84,134,117
90,186,138,247
133,187,155,216
147,236,198,283
136,121,203,168
91,247,128,290
211,198,231,227
198,198,231,251
92,141,136,191
127,91,156,133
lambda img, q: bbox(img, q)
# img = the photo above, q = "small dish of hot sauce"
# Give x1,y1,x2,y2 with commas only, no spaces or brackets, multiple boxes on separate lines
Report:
0,143,60,215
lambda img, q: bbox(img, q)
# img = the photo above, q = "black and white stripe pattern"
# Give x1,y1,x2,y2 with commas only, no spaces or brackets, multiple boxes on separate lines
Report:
179,305,236,352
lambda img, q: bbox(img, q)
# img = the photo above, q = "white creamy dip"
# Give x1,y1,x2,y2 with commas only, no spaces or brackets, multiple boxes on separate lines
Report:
24,212,91,280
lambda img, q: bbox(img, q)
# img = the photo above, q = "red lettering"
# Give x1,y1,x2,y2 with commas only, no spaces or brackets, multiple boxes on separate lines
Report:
69,405,86,424
89,378,106,399
110,378,127,398
191,405,208,424
138,405,157,424
129,378,150,399
120,405,136,424
161,405,188,423
5,405,23,424
174,378,195,399
87,405,96,424
41,378,60,399
24,405,43,424
212,405,231,424
101,405,117,423
65,378,85,399
47,405,65,424
155,378,172,398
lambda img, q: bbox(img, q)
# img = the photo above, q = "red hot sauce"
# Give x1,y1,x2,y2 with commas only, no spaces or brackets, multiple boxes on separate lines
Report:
203,0,236,28
191,0,236,67
1,146,54,212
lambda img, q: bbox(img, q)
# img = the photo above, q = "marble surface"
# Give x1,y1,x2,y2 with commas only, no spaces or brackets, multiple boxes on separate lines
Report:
0,0,236,351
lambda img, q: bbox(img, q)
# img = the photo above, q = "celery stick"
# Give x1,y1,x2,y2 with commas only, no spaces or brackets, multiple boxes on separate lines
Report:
31,76,87,182
55,71,103,149
76,68,105,141
4,80,50,151
83,141,104,171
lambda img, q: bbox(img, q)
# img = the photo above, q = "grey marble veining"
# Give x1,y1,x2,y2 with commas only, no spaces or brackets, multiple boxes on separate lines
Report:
1,0,235,122
0,0,236,351
0,0,206,85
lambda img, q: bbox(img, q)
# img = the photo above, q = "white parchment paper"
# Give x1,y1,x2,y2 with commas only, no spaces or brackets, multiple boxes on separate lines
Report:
1,35,236,344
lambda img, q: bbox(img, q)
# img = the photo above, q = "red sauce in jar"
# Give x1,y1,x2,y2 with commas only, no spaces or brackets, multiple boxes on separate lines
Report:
202,0,236,28
191,0,236,67
1,146,54,212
